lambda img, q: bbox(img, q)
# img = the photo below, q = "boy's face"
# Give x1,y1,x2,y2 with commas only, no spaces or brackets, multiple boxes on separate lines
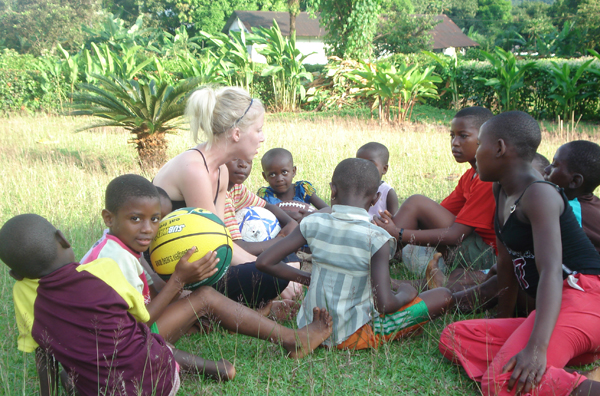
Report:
356,150,388,177
226,159,252,186
475,124,497,182
262,156,296,194
450,117,479,165
544,145,574,189
102,196,161,253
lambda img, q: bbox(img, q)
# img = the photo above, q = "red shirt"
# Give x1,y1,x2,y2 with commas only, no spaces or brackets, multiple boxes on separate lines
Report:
441,167,496,250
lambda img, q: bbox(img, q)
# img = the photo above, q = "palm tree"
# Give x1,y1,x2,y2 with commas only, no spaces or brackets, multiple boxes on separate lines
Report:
71,74,201,169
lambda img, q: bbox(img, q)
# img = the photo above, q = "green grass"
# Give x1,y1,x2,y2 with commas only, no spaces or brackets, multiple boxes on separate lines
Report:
0,112,598,395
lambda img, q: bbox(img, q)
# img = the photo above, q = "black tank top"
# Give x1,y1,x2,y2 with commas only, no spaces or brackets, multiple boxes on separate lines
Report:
170,148,220,210
495,181,600,298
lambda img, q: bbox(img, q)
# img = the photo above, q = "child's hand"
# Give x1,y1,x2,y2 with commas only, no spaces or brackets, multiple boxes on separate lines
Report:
372,211,399,239
172,247,219,287
502,345,547,394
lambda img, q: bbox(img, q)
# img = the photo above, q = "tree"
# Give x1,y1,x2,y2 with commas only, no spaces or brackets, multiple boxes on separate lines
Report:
476,0,512,33
311,0,382,59
577,0,600,50
0,0,101,54
373,9,440,56
288,0,300,38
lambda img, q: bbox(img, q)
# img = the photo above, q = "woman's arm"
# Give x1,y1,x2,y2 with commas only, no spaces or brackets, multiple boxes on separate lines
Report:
256,227,311,285
503,183,564,394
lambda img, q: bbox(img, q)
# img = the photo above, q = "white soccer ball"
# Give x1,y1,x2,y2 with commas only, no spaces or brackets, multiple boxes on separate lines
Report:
235,206,281,242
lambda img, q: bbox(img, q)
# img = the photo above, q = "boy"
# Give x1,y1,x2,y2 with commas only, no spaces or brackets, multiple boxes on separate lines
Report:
375,107,496,284
1,214,230,396
356,142,400,219
258,148,329,221
257,159,453,349
83,175,332,359
544,140,600,253
439,111,600,396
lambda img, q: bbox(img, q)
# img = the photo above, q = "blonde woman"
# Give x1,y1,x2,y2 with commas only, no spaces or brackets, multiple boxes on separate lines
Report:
154,87,289,307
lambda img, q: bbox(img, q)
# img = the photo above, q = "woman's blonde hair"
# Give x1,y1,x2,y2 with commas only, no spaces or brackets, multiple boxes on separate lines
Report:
185,86,264,147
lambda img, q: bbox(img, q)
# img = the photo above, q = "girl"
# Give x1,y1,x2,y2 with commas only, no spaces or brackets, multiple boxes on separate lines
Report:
439,111,600,396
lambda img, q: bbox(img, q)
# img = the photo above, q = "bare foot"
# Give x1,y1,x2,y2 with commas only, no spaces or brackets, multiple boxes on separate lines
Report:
256,300,273,317
426,252,445,289
286,307,333,359
203,358,236,382
582,366,600,381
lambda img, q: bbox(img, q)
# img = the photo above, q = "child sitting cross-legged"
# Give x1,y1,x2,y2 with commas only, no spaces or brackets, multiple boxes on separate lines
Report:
258,148,329,222
439,111,600,396
257,158,458,349
1,213,224,396
356,142,400,219
82,174,333,368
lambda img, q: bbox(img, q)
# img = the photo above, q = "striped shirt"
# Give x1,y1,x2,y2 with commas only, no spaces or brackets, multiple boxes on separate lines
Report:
297,205,396,345
224,184,267,240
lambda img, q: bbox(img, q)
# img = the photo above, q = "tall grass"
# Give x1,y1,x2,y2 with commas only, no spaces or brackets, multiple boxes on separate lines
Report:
0,113,597,395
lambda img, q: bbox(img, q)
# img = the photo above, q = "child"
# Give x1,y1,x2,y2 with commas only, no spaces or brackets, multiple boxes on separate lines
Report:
439,111,600,396
83,174,332,359
258,148,329,221
374,106,496,282
1,214,233,396
356,142,399,219
225,158,298,253
257,158,454,349
532,152,550,176
544,140,600,253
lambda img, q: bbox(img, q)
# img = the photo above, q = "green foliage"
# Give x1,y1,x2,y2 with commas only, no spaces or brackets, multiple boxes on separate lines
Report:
547,59,596,121
71,74,202,167
373,14,439,56
423,51,461,110
0,0,101,55
253,20,314,110
315,0,382,59
475,47,536,111
476,0,512,33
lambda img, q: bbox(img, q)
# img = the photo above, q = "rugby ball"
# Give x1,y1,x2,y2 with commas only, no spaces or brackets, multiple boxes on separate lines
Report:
235,206,281,242
277,200,315,213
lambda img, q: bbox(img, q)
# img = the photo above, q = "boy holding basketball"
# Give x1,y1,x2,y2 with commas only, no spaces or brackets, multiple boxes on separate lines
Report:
84,175,333,361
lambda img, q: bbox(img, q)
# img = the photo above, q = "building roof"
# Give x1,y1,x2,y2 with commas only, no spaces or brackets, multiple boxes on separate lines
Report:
223,11,478,49
430,15,479,49
223,10,326,38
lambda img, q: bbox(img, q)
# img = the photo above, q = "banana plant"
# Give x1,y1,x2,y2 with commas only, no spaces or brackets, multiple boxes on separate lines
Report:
394,64,442,122
475,47,536,112
176,51,229,86
348,61,399,122
547,59,595,122
253,20,314,111
423,50,460,110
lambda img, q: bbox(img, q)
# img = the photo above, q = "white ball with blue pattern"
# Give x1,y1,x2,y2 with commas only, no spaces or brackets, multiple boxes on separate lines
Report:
235,206,281,242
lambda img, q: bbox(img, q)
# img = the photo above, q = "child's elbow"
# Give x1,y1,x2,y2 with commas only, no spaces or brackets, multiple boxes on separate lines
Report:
255,256,268,272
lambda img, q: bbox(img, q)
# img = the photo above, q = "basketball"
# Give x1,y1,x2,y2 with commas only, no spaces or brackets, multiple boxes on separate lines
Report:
149,207,233,289
235,206,281,242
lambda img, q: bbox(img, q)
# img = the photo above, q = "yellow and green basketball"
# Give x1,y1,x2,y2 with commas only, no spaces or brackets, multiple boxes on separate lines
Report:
149,207,233,289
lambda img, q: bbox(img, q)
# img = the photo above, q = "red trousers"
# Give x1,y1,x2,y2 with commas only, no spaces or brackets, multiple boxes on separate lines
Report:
439,274,600,396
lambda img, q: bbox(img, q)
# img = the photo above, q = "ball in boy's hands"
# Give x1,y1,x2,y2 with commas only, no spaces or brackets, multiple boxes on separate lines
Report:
149,208,233,289
235,206,281,242
277,201,315,213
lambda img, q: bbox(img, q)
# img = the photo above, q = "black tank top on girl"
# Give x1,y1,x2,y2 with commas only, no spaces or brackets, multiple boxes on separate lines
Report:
495,181,600,298
170,148,220,211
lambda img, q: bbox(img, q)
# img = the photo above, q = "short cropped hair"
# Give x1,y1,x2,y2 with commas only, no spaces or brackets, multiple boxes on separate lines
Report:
332,158,380,198
105,174,159,214
155,186,171,201
484,111,541,161
261,148,293,170
356,142,390,165
454,107,494,130
0,214,58,278
562,140,600,193
533,152,550,169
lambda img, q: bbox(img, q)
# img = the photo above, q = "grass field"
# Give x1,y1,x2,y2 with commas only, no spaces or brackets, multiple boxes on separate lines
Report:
0,112,598,395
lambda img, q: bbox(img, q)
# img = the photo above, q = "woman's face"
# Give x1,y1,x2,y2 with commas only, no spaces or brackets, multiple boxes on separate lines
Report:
238,111,265,161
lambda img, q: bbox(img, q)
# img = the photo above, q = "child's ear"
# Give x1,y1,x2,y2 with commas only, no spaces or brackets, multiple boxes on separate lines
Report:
292,165,297,177
496,138,507,157
55,230,71,249
262,171,268,182
370,192,381,207
101,209,114,228
570,173,584,190
382,164,389,175
330,182,337,201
